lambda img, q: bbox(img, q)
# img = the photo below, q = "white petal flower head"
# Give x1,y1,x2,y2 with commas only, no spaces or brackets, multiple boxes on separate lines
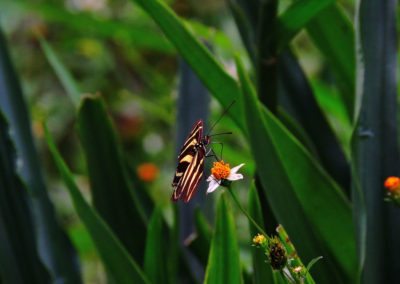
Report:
206,161,244,194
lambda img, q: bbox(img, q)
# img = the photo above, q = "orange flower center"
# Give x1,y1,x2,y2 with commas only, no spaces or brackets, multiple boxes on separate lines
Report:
211,160,231,180
137,163,159,182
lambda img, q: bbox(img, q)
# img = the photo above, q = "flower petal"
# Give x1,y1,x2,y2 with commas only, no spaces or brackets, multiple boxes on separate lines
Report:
206,178,220,194
207,174,216,182
230,163,245,174
228,173,243,181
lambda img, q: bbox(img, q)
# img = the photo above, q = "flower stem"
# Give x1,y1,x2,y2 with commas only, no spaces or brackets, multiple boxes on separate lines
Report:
227,186,268,238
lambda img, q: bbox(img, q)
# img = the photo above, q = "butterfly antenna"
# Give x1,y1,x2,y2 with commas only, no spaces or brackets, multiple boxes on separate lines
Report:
206,100,236,135
208,131,232,137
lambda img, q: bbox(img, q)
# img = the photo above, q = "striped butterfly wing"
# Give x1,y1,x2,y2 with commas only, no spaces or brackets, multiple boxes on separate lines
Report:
172,120,206,202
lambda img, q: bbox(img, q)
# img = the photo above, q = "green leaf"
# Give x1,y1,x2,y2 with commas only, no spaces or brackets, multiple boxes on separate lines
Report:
306,4,355,120
352,0,399,282
226,0,257,63
204,194,243,284
144,207,169,284
77,95,148,263
130,0,245,131
256,0,278,111
186,209,212,265
248,183,274,284
40,38,81,107
0,27,81,282
236,57,356,282
279,51,350,191
44,125,150,284
277,0,334,50
0,112,50,284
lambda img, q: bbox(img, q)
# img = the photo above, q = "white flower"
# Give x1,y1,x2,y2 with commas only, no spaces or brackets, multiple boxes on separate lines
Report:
206,161,244,194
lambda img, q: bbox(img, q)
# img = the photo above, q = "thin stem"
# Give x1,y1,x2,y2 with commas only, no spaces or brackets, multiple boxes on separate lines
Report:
227,187,268,238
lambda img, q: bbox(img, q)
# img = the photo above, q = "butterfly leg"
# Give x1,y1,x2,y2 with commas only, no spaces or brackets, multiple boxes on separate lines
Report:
205,148,219,161
207,142,224,160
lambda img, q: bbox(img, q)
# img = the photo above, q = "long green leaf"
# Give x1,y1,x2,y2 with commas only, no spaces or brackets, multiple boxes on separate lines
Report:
237,57,356,283
204,194,243,284
144,207,169,284
0,26,81,282
130,0,245,131
0,112,50,284
77,95,148,263
277,0,334,50
45,125,150,284
306,4,355,120
256,0,278,112
279,51,350,192
352,0,399,282
40,38,81,107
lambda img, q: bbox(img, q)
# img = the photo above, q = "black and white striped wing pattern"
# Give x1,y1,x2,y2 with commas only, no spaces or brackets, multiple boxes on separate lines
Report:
172,120,206,202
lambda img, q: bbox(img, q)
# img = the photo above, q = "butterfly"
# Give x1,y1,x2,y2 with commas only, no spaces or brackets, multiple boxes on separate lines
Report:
171,101,235,203
171,120,209,202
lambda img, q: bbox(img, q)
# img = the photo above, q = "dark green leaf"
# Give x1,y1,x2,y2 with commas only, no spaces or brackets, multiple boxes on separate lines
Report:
45,125,150,284
0,112,50,284
256,0,278,112
77,95,148,263
144,207,169,284
227,0,257,64
277,108,318,157
279,50,350,192
352,0,399,282
0,27,81,282
204,194,243,284
237,57,356,282
306,4,355,120
277,0,334,50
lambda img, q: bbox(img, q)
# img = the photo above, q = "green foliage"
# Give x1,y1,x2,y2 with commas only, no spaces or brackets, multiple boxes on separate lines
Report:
204,195,243,284
237,57,356,282
0,26,81,283
1,0,399,283
45,125,150,284
144,207,170,284
306,4,355,119
0,112,50,284
77,95,148,263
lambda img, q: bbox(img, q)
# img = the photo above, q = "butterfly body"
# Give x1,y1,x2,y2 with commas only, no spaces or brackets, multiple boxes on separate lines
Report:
172,120,210,202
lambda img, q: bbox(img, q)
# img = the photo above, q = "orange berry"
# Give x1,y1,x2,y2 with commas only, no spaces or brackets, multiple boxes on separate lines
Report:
137,163,159,182
384,176,400,192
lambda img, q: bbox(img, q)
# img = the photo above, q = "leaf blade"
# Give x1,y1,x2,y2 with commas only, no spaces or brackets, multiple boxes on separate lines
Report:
77,95,148,263
237,57,356,282
45,125,150,284
204,194,243,284
0,27,81,282
0,112,51,284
